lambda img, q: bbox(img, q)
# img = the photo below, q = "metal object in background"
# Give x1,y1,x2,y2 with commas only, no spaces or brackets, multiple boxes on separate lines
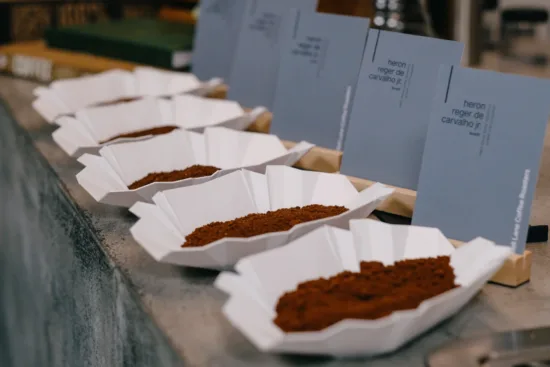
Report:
426,327,550,367
373,0,407,32
372,0,458,40
373,0,436,36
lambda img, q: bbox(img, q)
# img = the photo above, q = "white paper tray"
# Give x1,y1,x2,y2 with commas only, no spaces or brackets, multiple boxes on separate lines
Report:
76,127,314,207
215,221,512,356
129,166,394,269
32,67,224,123
52,96,267,157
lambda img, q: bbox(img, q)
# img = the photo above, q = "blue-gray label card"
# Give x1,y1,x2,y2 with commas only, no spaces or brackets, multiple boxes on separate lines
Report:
413,66,550,254
270,10,370,150
192,0,248,81
340,30,463,190
227,0,318,109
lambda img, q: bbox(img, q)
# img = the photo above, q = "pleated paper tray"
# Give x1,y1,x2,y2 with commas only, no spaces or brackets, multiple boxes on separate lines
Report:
76,128,314,207
52,96,268,157
32,67,224,123
129,166,395,269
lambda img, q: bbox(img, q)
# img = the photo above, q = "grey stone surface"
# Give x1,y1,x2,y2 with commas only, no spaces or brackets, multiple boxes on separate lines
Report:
1,75,550,367
0,80,184,367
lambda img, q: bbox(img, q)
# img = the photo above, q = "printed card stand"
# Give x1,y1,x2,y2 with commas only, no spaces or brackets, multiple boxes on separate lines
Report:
227,0,318,110
331,31,464,264
191,0,248,82
349,177,416,217
247,9,370,174
270,10,370,151
450,239,532,288
340,30,464,190
410,66,550,287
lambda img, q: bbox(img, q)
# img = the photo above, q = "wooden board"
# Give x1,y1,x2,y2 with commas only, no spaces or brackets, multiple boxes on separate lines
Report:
244,109,272,134
367,213,532,287
282,141,342,173
158,7,197,24
450,239,532,287
317,0,374,18
207,84,228,100
348,176,416,218
158,3,377,25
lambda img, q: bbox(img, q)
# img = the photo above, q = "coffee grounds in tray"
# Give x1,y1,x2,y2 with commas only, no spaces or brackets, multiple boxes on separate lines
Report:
274,256,458,332
181,205,348,248
128,165,221,190
99,125,180,144
94,97,142,107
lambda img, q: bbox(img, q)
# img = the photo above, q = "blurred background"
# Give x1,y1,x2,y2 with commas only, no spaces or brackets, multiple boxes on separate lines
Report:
1,0,549,80
1,2,549,366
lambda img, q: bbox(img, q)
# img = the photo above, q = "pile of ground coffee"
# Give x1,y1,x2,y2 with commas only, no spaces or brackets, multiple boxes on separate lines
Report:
274,256,457,332
182,204,348,247
99,125,180,144
128,165,220,189
94,97,141,107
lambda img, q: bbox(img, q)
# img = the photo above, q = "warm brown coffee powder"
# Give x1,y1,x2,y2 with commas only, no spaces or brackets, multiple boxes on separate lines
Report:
99,125,180,144
274,256,457,332
94,97,142,107
128,165,220,190
182,205,348,247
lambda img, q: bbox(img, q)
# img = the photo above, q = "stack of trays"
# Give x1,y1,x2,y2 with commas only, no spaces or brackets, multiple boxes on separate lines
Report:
32,68,513,358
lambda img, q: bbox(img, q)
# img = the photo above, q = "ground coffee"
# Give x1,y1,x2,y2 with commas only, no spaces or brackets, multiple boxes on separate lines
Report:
94,97,142,107
182,205,348,247
274,256,457,332
100,125,180,144
128,165,220,190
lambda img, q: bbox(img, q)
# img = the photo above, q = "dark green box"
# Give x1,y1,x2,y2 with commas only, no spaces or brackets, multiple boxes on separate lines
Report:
45,18,195,70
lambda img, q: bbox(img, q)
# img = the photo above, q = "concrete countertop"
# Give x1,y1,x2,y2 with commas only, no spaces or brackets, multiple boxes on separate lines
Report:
2,75,550,367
